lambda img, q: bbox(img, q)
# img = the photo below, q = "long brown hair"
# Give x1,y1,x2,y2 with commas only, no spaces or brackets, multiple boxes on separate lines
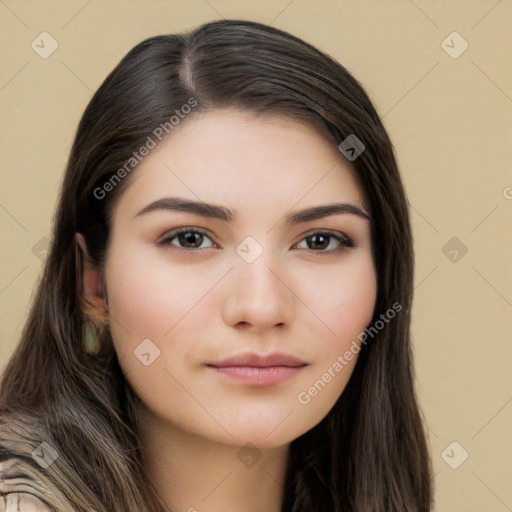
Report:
0,19,432,511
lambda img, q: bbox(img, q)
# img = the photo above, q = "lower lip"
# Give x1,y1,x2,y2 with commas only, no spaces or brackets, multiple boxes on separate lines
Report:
208,365,304,386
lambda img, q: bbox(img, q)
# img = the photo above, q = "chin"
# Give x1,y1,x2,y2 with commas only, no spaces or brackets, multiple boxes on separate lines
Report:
209,407,329,450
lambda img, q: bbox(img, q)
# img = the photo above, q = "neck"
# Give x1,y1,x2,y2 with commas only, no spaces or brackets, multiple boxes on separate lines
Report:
137,407,289,512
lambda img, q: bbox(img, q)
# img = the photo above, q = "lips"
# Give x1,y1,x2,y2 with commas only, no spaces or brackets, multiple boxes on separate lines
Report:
206,352,308,386
207,352,307,368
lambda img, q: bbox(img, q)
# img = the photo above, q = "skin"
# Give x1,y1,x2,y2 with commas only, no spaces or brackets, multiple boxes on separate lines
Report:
80,109,377,512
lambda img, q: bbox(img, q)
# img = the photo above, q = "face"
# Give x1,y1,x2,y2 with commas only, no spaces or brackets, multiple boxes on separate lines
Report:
102,109,377,448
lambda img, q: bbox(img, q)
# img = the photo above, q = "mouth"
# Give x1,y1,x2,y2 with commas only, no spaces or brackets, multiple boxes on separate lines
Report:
206,352,308,386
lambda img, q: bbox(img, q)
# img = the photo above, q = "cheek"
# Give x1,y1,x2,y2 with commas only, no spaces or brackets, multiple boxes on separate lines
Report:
292,254,376,413
333,261,377,341
104,242,222,396
300,252,377,350
103,246,202,409
105,241,216,343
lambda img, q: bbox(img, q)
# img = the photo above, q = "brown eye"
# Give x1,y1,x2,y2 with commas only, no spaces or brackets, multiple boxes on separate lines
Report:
177,231,204,248
295,230,354,253
157,227,215,251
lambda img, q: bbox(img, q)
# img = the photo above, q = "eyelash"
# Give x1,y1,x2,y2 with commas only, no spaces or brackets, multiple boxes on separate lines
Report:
156,226,355,255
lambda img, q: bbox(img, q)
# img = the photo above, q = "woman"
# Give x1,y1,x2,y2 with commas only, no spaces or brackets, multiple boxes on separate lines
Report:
0,19,432,511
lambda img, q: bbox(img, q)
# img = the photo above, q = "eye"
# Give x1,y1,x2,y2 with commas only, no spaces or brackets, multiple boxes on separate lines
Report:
156,227,354,255
293,230,354,253
156,227,217,252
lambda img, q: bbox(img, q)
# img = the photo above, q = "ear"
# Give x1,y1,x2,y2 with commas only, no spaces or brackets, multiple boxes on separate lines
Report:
75,232,108,323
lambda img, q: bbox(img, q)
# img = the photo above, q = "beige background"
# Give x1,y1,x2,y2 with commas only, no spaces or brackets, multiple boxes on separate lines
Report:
1,1,511,510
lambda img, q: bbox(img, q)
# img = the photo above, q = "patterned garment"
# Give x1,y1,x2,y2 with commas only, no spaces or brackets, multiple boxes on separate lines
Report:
1,492,52,512
0,458,69,512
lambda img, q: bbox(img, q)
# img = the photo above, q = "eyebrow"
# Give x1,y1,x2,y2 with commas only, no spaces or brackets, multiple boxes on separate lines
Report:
134,196,370,224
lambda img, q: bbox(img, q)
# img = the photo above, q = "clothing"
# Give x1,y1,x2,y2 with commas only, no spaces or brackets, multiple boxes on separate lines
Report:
0,458,57,512
1,493,51,512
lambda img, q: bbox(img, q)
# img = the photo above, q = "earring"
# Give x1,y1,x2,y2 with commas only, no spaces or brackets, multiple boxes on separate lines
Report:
81,316,102,355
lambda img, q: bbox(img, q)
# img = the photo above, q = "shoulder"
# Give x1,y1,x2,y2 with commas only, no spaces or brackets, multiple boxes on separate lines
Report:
0,415,84,512
0,458,53,512
0,457,61,512
1,492,53,512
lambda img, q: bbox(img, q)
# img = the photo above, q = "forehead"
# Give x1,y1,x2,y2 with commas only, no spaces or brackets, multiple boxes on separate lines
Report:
113,108,367,220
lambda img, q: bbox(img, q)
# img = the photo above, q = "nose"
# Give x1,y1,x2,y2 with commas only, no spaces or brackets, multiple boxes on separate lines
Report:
221,249,296,333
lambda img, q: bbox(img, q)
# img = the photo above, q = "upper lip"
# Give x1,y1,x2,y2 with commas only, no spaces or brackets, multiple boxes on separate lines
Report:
207,352,307,368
